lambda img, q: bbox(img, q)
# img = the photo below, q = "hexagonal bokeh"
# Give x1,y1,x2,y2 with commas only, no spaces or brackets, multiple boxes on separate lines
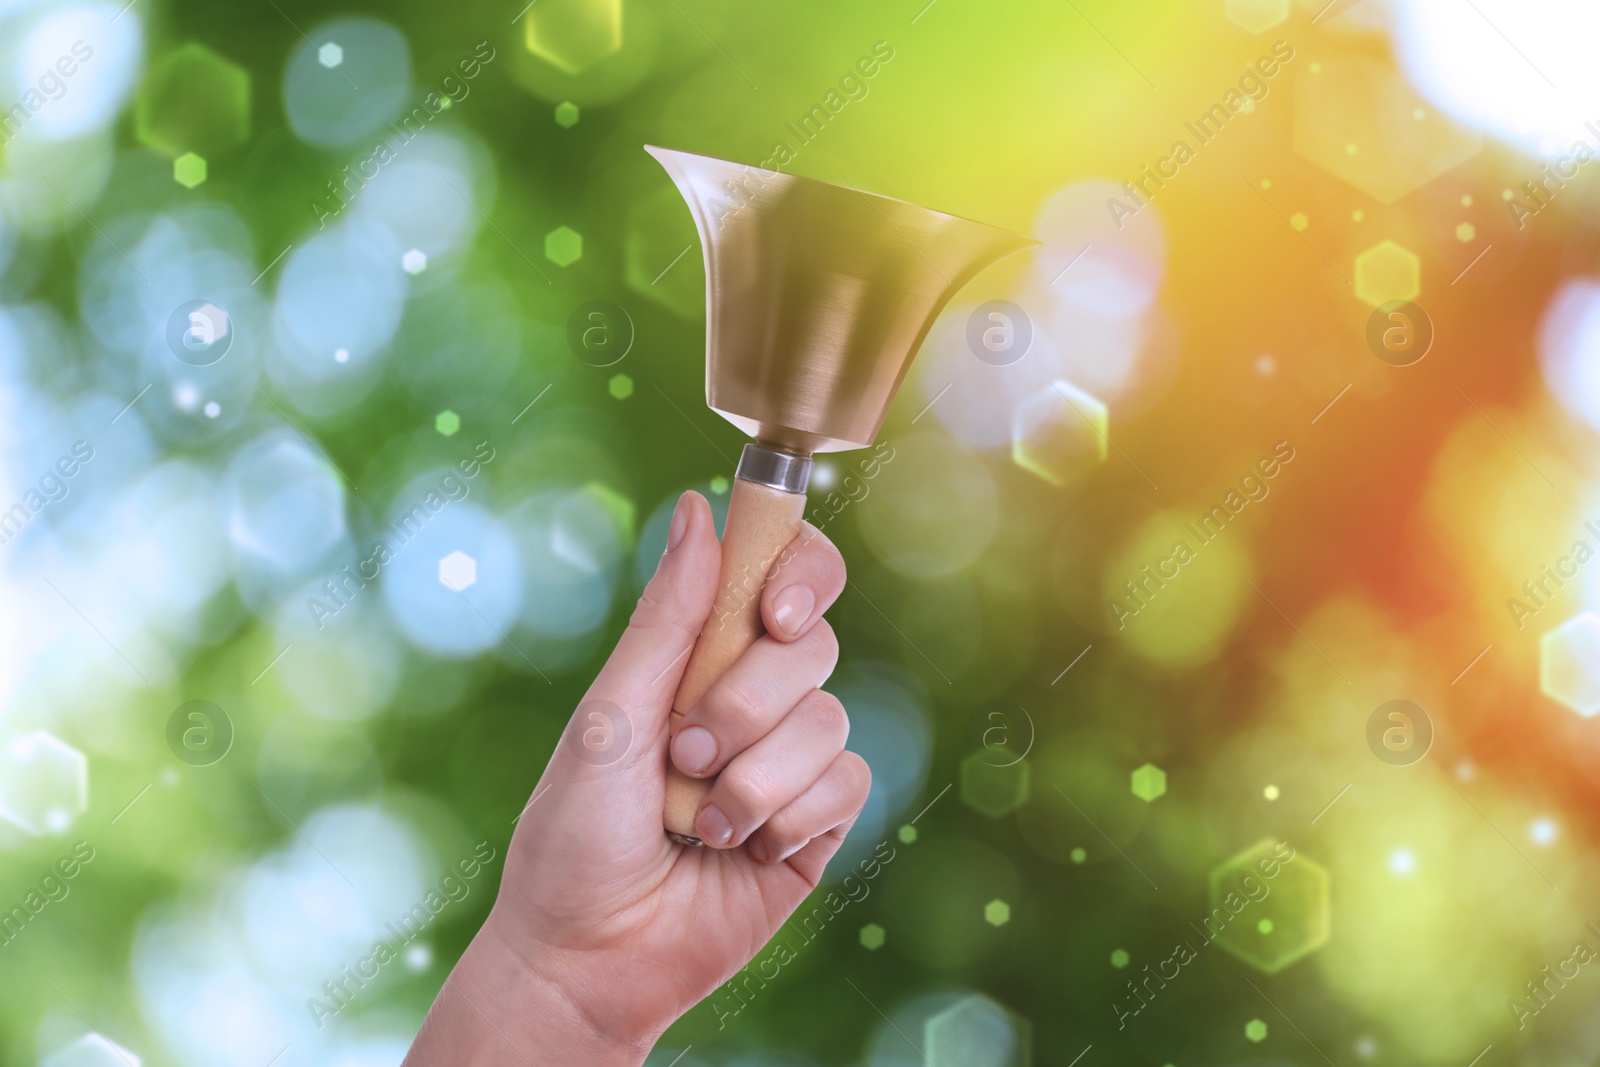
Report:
555,101,580,128
960,750,1030,818
984,899,1011,926
135,42,251,158
1541,612,1600,717
403,249,428,275
1012,379,1108,486
439,550,477,592
1353,240,1420,308
545,225,583,267
524,0,623,75
1131,762,1167,802
318,42,344,69
42,1033,141,1067
1293,55,1482,205
1209,839,1329,974
1225,0,1288,34
626,184,704,319
608,373,633,400
860,922,885,950
173,152,208,189
1245,1018,1268,1042
0,731,88,836
925,994,1029,1067
435,410,460,436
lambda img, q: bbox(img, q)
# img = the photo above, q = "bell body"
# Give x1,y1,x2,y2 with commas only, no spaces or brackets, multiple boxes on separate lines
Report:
646,146,1035,455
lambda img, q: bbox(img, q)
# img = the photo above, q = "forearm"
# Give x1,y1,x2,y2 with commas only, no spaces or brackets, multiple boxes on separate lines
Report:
404,916,649,1067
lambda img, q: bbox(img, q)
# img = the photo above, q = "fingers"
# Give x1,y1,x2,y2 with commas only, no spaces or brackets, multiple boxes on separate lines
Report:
669,619,839,778
760,522,846,642
693,690,851,848
583,492,719,739
745,751,871,866
671,519,844,784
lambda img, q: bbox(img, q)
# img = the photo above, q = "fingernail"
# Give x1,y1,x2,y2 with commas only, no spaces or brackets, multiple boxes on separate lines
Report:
666,494,690,553
772,585,815,637
746,836,769,863
696,804,733,846
672,726,718,776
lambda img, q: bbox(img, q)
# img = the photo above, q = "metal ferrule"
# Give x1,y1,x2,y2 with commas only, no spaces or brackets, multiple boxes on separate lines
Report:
736,442,813,495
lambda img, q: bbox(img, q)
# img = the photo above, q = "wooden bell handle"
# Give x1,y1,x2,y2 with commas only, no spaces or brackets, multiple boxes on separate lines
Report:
664,452,810,843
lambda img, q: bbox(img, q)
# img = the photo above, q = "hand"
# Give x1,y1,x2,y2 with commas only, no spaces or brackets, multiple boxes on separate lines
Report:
404,491,869,1066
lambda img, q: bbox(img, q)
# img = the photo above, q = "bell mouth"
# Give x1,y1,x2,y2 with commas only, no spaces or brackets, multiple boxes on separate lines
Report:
645,145,1041,241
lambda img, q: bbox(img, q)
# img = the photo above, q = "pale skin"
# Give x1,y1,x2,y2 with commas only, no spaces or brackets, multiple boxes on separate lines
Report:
403,491,869,1065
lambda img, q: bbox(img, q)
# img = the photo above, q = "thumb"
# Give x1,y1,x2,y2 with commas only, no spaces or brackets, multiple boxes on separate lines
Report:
510,493,719,866
582,491,720,752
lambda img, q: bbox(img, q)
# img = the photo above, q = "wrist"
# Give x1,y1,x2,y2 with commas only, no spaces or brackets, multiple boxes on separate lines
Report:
405,911,652,1067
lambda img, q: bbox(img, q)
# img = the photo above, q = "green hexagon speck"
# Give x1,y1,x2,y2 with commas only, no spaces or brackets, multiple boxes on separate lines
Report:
545,225,583,267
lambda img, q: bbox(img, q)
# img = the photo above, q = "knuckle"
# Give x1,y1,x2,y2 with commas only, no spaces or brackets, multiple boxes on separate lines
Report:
789,522,844,582
793,520,830,554
805,618,840,671
762,809,801,849
717,764,780,825
837,750,872,800
708,678,767,734
814,536,846,587
801,690,849,746
627,585,699,643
